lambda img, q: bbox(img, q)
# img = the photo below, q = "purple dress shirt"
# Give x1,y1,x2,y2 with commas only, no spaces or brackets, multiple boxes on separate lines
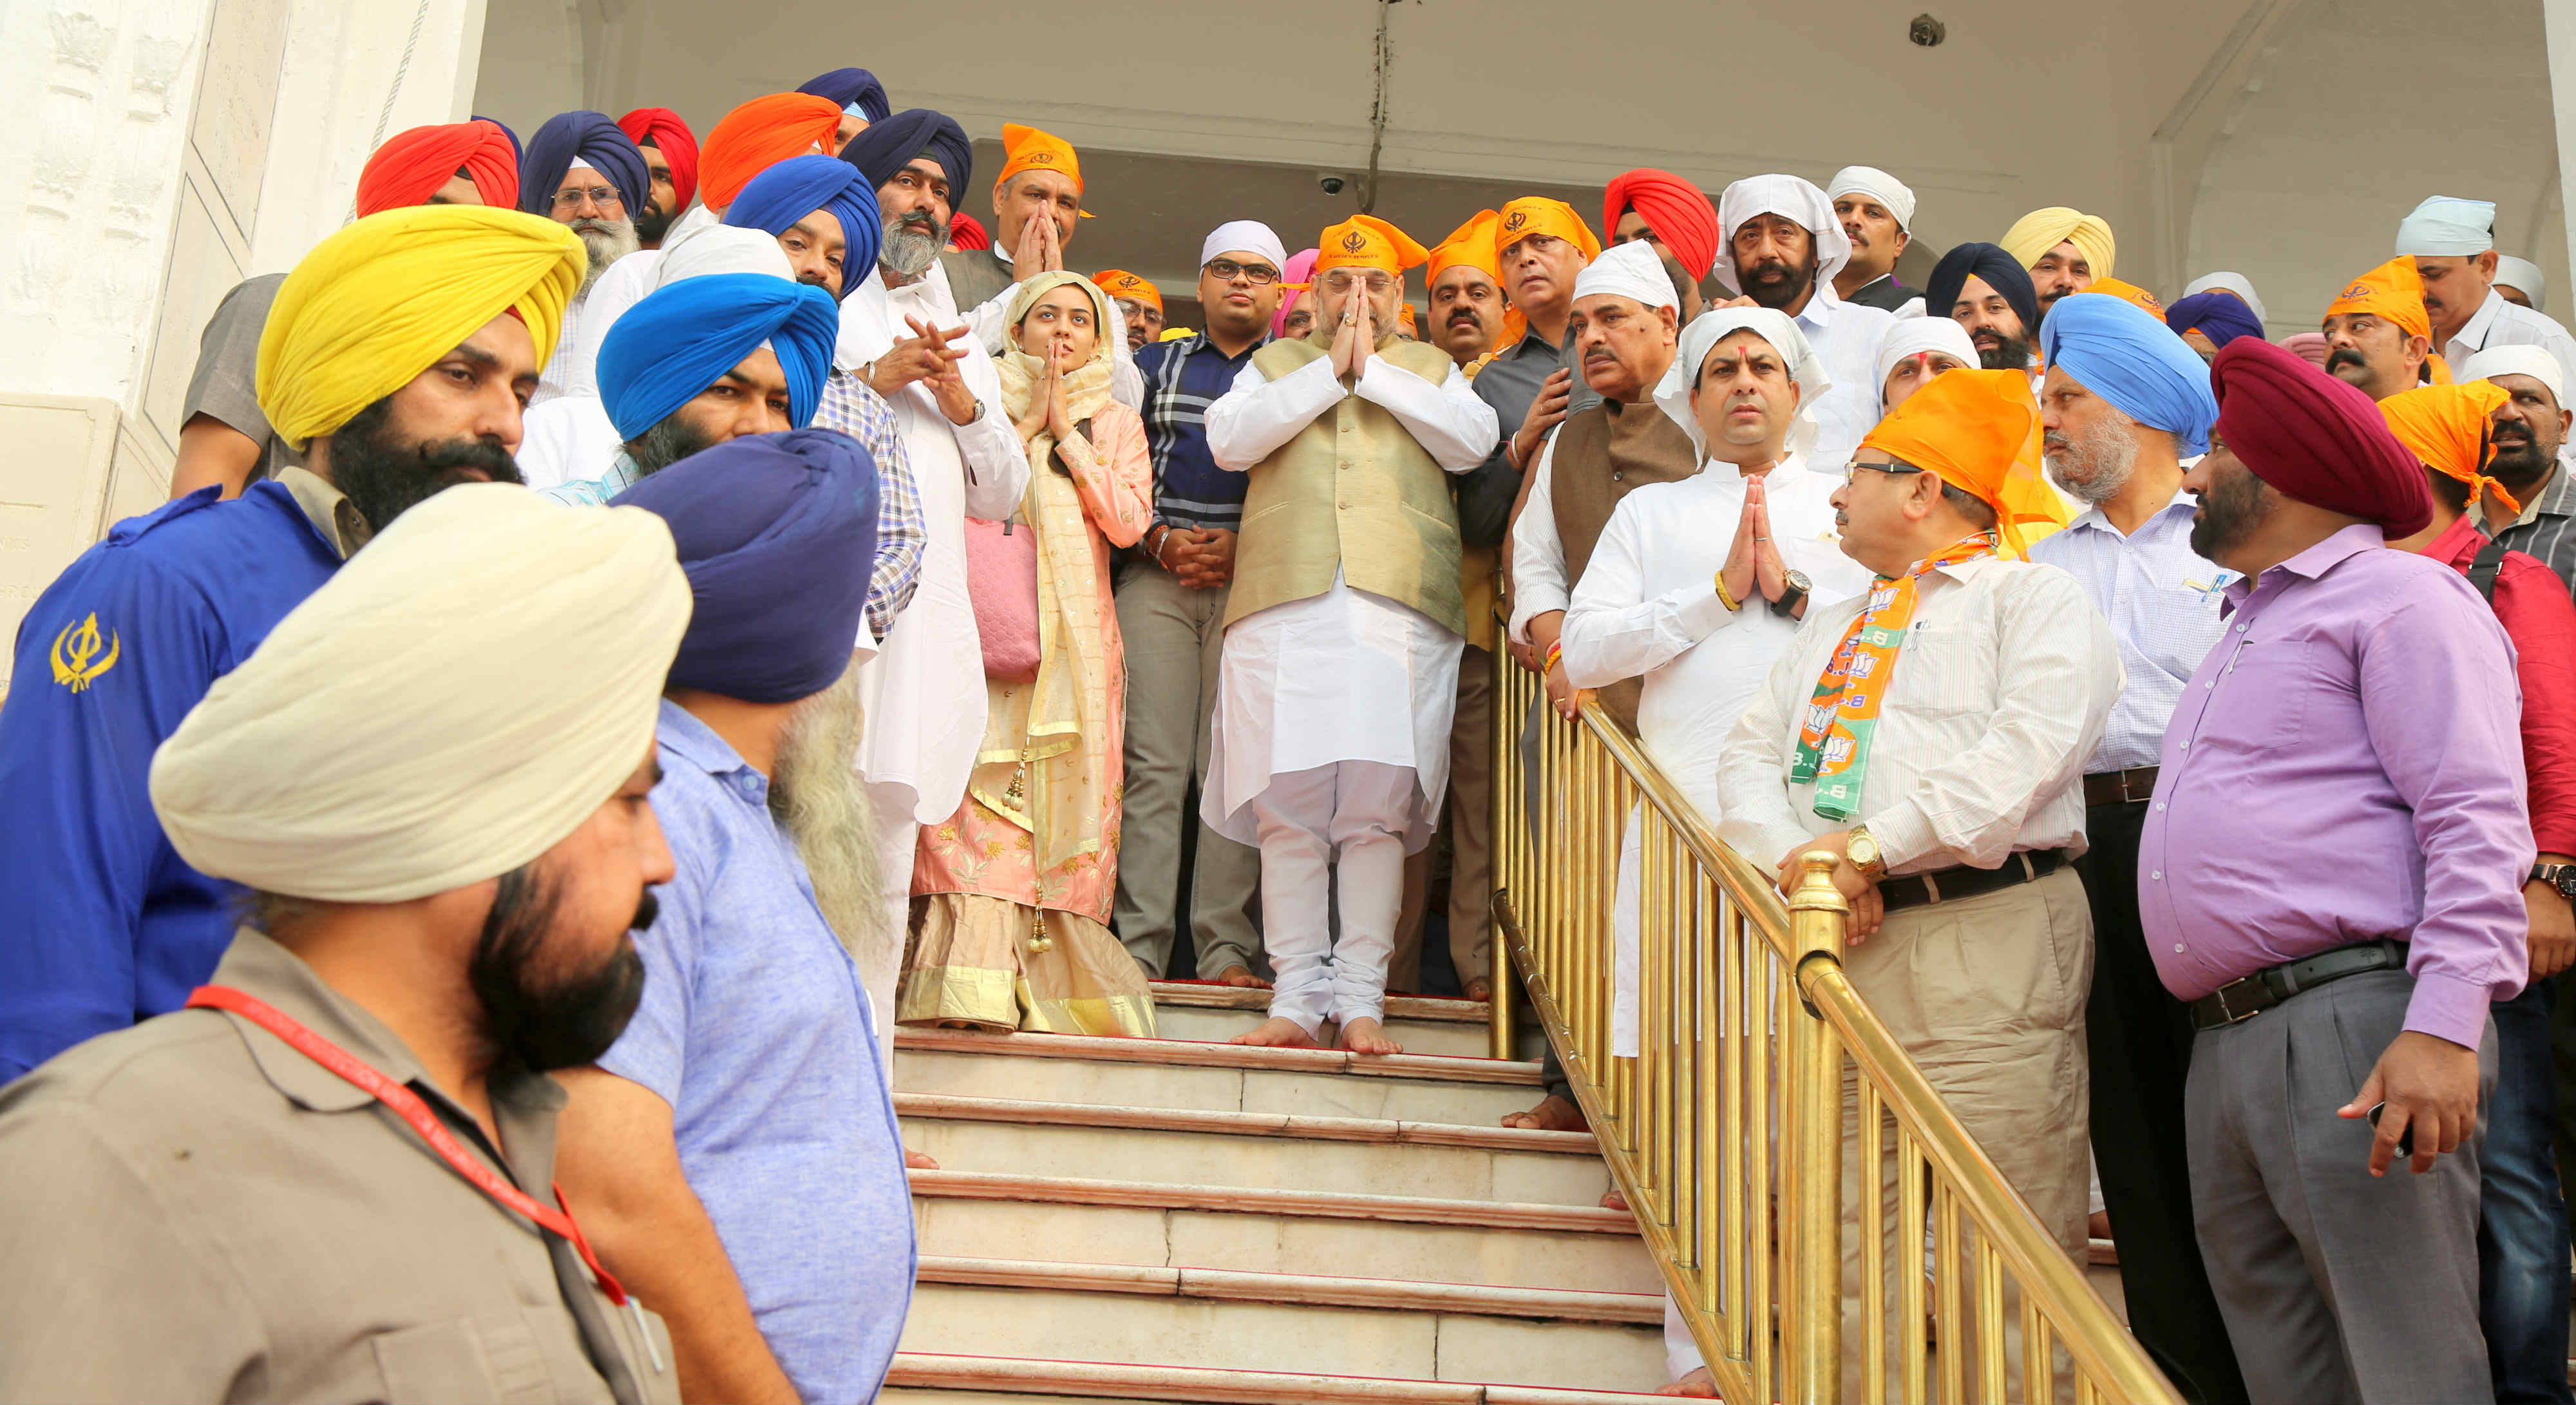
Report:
2139,524,2531,1049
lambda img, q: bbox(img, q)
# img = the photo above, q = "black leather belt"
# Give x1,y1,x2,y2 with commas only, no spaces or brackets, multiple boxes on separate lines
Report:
2189,939,2408,1031
1879,850,2066,913
2084,766,2159,807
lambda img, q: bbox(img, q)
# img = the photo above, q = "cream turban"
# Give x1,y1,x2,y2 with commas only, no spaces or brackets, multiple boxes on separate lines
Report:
257,205,587,449
2393,196,2496,256
2463,343,2566,406
1653,307,1828,461
1713,173,1847,293
2000,207,2116,278
654,223,794,290
1571,240,1677,312
1826,165,1917,231
150,484,690,903
2496,254,2548,314
1873,316,1980,410
2181,272,2267,327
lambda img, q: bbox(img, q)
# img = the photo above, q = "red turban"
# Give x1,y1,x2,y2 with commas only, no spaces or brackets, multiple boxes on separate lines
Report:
618,107,699,211
949,211,990,251
1602,169,1718,280
355,120,518,218
2210,335,2432,537
699,93,844,211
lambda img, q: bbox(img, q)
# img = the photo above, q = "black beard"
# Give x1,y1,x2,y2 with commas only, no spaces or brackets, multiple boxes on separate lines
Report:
1975,331,2034,371
625,414,716,477
633,201,675,246
1743,256,1815,311
469,865,652,1074
2490,431,2556,484
327,396,522,535
2189,468,2271,562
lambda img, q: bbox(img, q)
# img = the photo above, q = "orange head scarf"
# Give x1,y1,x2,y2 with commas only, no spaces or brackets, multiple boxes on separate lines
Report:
2081,278,2165,323
1861,368,2067,557
356,120,519,217
1092,269,1160,312
997,123,1091,215
1314,214,1428,274
1399,303,1419,336
699,93,844,211
2327,258,2453,385
1429,209,1523,350
1493,197,1601,265
2380,381,2520,517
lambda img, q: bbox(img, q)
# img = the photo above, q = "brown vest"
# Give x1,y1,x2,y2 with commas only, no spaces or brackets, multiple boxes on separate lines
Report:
1548,397,1701,732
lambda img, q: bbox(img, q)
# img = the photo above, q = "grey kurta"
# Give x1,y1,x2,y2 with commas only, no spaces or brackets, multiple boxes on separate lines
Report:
0,928,678,1405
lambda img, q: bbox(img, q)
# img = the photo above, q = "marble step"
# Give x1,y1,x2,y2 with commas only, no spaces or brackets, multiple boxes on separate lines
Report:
895,1261,1668,1394
883,1353,1685,1404
910,1169,1660,1294
1146,983,1496,1059
900,1095,1615,1208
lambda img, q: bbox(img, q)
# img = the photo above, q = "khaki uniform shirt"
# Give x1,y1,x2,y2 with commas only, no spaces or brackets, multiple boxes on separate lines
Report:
0,929,679,1405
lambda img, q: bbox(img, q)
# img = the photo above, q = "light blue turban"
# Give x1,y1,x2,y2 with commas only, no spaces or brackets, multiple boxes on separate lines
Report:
2038,292,2219,455
596,272,839,441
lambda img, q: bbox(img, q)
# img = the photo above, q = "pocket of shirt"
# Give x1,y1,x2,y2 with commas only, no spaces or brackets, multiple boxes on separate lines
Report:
2190,637,2317,754
369,1320,508,1403
1895,626,1994,716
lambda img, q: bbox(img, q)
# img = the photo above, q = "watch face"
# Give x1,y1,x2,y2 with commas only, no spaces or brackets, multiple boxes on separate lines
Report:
2557,868,2576,899
1786,569,1812,592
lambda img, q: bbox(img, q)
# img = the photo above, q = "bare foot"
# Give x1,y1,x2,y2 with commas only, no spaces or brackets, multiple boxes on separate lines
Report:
903,1148,942,1171
1464,977,1493,1002
1600,1187,1629,1212
1499,1093,1589,1133
1212,964,1273,989
1338,1016,1404,1056
1658,1366,1718,1397
1230,1016,1320,1048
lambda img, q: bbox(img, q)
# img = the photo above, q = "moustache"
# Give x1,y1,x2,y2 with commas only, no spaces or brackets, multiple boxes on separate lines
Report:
2042,432,2070,453
2324,347,2368,373
632,890,659,933
1747,258,1796,285
1447,307,1483,327
1972,330,2004,347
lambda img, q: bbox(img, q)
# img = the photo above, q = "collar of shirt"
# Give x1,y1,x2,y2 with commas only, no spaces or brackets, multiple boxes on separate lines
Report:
2063,488,2199,541
1177,328,1267,367
2222,521,2386,613
275,465,371,559
2423,510,2490,568
2491,461,2576,532
656,696,769,806
1792,278,1846,337
1502,325,1570,360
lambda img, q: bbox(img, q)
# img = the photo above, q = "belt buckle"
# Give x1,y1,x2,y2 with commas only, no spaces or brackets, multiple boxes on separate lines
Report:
2119,769,2148,805
2212,981,2261,1025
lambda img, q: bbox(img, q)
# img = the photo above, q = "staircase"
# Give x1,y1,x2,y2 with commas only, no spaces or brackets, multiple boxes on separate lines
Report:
882,983,1680,1403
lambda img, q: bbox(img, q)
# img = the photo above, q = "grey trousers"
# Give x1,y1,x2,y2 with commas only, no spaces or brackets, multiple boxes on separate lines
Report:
2188,968,2497,1405
1110,562,1261,979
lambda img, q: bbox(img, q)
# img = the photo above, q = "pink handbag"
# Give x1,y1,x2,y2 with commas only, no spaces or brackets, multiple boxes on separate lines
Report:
963,516,1040,683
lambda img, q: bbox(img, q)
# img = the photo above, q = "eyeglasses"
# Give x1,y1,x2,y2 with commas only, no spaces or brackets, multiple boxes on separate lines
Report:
549,186,625,211
1323,271,1394,294
1841,459,1926,486
1204,259,1282,285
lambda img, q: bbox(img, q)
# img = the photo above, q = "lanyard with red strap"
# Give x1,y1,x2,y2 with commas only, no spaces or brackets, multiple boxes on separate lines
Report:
186,984,630,1306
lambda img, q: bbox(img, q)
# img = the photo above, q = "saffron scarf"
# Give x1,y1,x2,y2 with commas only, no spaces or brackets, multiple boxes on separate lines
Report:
1790,532,1999,821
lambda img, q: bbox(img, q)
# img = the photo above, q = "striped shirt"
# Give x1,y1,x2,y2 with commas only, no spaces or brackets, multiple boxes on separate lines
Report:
1135,330,1266,531
2479,463,2576,597
2026,492,2237,773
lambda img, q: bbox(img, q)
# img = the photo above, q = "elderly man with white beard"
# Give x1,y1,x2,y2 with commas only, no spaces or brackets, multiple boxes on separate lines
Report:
555,430,914,1405
520,112,652,406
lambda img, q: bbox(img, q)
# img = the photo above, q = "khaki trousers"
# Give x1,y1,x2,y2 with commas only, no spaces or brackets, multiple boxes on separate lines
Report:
1392,645,1496,991
1839,865,2093,1403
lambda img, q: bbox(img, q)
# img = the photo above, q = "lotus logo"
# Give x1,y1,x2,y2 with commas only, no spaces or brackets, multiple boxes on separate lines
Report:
1340,229,1368,253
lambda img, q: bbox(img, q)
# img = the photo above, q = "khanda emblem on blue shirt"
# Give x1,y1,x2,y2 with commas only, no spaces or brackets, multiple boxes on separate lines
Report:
49,613,120,693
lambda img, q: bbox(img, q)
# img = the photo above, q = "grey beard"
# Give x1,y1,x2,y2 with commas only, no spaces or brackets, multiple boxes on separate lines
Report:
573,216,641,295
2046,414,2140,504
880,221,942,279
770,668,886,971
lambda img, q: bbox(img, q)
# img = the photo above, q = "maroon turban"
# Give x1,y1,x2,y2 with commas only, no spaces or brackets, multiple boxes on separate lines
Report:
1603,168,1718,280
355,120,518,217
2210,335,2432,538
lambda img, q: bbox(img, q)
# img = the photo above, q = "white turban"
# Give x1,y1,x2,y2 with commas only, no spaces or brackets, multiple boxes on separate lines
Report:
2181,272,2267,327
655,223,794,290
1571,240,1676,312
1654,307,1829,461
1712,173,1848,295
2496,255,2548,314
150,484,692,903
1201,220,1289,276
2394,196,2496,256
1872,317,1980,410
2463,343,2566,407
1825,166,1916,232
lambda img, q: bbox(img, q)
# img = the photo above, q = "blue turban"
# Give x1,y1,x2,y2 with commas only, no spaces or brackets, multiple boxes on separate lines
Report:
2039,292,2221,455
724,155,883,282
840,108,972,198
612,428,877,703
798,68,890,124
518,110,650,218
1925,242,2040,336
2163,291,2265,352
596,273,840,441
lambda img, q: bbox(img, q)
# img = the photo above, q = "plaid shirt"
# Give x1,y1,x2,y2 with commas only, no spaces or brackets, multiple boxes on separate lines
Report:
2485,461,2576,598
1135,330,1266,531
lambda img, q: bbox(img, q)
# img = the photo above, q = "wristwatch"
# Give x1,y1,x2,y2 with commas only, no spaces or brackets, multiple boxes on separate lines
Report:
2535,863,2576,900
1846,825,1885,879
1771,568,1812,618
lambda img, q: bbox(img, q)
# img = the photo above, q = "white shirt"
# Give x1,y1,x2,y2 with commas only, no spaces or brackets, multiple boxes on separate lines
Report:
959,245,1146,410
515,395,623,492
2445,287,2576,395
2025,491,2234,774
557,249,665,402
1562,455,1871,814
1714,554,2121,875
1504,426,1577,642
531,286,591,408
1788,281,1900,473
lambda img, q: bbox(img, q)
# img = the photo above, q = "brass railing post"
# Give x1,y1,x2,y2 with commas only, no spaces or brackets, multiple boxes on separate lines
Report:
1782,852,1848,1404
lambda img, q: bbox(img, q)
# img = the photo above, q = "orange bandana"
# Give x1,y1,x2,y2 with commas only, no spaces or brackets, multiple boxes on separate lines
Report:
1092,269,1160,312
1314,214,1428,273
998,123,1092,216
2328,258,2434,343
1859,368,2056,557
1428,210,1522,350
2380,381,2521,516
2083,278,2165,322
1493,197,1601,265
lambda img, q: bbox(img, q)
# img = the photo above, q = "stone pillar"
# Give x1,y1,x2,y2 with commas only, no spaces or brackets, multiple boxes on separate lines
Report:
2547,0,2576,313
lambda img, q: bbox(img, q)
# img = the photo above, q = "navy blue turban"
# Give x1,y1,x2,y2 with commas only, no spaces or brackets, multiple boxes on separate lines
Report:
518,110,650,218
612,428,878,704
2039,292,2221,455
2164,291,2265,352
1926,242,2040,337
798,68,890,124
724,155,883,282
840,108,972,198
596,272,840,441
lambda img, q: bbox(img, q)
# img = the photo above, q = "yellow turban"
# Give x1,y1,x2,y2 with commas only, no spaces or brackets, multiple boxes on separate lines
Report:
2328,257,2433,342
2001,207,2116,280
256,205,586,450
1314,214,1429,274
1494,197,1602,264
150,484,690,903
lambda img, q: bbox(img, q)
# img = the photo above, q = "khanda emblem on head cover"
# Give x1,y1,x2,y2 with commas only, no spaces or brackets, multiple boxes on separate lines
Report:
50,612,120,693
1503,209,1528,232
1339,229,1368,254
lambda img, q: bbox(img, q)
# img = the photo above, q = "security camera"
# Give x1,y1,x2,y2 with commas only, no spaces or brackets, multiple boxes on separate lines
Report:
1909,14,1946,46
1318,174,1348,196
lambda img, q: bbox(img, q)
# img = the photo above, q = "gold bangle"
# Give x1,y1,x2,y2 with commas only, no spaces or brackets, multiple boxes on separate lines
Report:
1712,571,1740,612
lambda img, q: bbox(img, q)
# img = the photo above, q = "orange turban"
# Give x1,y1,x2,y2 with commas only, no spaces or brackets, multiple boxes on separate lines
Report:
2328,258,2433,343
2083,278,2165,323
2380,381,2519,516
1861,368,2068,557
1428,209,1523,349
1493,197,1600,265
355,120,518,217
1092,269,1160,312
1399,303,1418,336
997,123,1090,215
1314,215,1428,274
700,93,844,211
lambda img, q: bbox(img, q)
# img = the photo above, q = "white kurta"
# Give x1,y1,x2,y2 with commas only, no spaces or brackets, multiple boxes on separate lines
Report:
557,249,665,402
515,395,623,492
1198,351,1500,850
530,286,592,408
1786,283,1900,473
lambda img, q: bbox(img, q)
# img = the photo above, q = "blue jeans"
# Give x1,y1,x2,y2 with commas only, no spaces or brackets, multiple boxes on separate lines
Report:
2481,977,2574,1405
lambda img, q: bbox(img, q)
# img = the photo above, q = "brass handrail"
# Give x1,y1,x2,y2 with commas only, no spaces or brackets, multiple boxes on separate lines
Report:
1488,648,2177,1405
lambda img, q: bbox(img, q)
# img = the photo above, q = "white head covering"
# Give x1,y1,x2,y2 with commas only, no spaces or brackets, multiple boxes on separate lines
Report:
1712,174,1848,295
2181,272,2267,327
2394,196,2497,256
2495,255,2548,315
1871,317,1980,410
1200,220,1289,276
150,484,691,903
1571,240,1676,312
2463,343,2566,407
1824,166,1916,231
653,223,794,290
1654,307,1829,461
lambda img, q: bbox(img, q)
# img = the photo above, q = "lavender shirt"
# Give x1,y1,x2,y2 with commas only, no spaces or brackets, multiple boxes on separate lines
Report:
2138,524,2531,1049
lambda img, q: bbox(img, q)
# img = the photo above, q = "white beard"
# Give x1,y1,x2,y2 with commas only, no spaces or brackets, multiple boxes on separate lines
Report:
769,665,887,970
2045,414,2140,505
